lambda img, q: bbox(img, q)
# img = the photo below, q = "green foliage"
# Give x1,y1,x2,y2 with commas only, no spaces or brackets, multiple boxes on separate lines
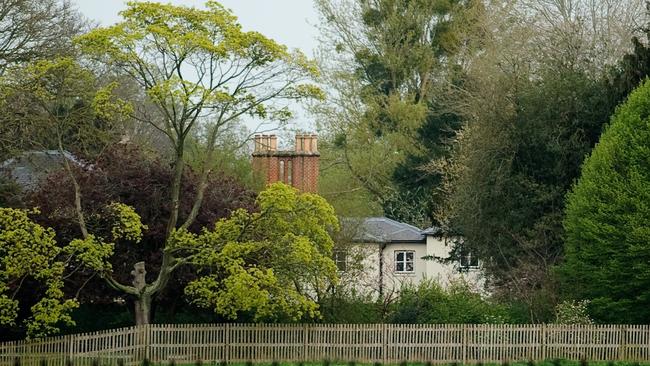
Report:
315,0,479,227
390,280,509,324
0,177,22,208
65,203,147,275
320,291,384,323
561,78,650,323
0,208,78,338
107,202,148,243
76,0,321,134
0,57,130,159
175,183,339,321
317,140,383,217
553,300,593,325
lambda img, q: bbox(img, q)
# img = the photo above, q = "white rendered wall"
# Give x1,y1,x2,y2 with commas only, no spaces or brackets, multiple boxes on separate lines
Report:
341,237,484,299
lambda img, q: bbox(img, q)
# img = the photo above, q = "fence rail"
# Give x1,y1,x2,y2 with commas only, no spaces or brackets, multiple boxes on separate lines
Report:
1,324,649,365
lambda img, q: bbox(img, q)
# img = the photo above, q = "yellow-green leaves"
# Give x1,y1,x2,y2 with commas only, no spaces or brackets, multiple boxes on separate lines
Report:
107,202,147,243
0,208,78,338
0,57,130,159
183,183,339,321
93,82,134,123
65,235,114,272
76,1,322,148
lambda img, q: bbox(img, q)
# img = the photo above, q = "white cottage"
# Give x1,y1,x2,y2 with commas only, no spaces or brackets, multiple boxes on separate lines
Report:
335,217,482,298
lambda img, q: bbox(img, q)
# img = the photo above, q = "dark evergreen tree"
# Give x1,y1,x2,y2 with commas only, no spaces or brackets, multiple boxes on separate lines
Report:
561,79,650,323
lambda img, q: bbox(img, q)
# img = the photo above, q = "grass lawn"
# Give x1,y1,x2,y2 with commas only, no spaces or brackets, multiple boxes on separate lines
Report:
152,362,648,366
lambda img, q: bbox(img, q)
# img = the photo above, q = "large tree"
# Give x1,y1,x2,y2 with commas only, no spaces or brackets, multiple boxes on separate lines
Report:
67,1,325,324
314,0,480,227
437,0,648,320
560,79,650,323
0,0,88,74
27,145,256,311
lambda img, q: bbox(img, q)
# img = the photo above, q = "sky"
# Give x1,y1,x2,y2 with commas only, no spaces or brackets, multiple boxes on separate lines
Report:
72,0,322,134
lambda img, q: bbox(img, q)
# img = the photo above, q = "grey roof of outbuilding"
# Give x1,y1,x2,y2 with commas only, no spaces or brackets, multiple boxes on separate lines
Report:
341,217,427,243
422,226,442,235
0,150,82,190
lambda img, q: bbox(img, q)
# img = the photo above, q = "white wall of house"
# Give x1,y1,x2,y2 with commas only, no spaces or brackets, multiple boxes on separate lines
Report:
340,235,484,299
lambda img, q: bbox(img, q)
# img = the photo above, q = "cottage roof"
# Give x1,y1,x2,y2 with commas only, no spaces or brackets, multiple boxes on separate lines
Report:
0,150,82,190
341,217,426,243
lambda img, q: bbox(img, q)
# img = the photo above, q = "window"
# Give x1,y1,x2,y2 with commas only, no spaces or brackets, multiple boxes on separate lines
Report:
460,250,479,270
287,160,292,185
279,160,285,182
395,251,414,273
333,250,348,272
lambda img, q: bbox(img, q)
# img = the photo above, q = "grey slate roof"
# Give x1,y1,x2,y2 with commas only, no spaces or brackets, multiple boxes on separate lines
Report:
341,217,426,243
422,226,442,236
0,150,82,190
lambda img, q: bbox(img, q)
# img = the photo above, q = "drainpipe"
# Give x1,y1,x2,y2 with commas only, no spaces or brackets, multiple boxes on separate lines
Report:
379,242,387,299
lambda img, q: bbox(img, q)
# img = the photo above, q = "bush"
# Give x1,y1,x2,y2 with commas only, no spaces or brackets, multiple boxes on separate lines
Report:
320,291,383,323
389,279,510,324
561,78,650,323
554,300,594,325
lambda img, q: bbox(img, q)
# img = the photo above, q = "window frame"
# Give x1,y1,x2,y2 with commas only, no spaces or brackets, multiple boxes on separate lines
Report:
394,250,415,273
333,250,348,272
459,250,480,270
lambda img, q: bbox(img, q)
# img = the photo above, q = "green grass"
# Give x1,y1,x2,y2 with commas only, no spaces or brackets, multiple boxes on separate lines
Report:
148,362,647,366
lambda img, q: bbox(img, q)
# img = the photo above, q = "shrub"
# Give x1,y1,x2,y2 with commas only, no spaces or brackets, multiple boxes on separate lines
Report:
561,78,650,323
390,279,510,323
554,300,593,325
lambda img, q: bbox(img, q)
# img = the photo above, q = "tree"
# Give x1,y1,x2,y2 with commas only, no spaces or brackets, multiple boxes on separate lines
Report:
182,183,339,321
560,79,650,323
28,145,256,313
314,0,480,227
0,208,78,338
69,1,323,324
0,0,88,74
436,0,648,321
0,56,130,161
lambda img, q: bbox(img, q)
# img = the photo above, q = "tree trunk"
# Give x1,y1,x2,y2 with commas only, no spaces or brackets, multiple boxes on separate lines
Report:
132,261,151,325
134,294,152,325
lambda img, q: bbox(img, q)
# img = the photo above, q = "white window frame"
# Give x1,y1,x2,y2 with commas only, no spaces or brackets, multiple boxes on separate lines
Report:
394,250,415,273
333,250,348,272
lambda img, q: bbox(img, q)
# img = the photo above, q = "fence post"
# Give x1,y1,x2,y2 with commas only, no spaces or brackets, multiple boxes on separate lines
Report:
381,323,388,365
303,324,309,362
619,325,627,361
462,324,468,365
541,323,547,361
67,334,74,364
146,324,152,362
225,323,231,364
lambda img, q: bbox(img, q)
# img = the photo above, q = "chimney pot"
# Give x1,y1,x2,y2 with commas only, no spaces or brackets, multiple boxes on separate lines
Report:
254,135,262,152
269,135,277,151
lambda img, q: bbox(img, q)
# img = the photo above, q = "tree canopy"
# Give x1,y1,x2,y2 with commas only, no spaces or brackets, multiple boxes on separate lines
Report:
561,78,650,323
314,0,479,227
0,208,77,338
49,0,326,325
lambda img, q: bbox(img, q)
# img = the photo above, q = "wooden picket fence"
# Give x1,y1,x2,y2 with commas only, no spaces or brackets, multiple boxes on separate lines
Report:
1,323,650,366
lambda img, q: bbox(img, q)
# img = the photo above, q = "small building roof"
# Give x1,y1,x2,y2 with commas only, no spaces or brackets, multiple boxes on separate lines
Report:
0,150,82,190
341,217,426,243
422,226,442,236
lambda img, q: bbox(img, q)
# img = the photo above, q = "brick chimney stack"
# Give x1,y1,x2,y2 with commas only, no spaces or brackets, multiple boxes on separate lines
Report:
253,135,277,152
252,134,320,193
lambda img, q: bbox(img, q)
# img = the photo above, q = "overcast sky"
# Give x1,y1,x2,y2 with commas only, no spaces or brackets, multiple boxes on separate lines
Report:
72,0,322,133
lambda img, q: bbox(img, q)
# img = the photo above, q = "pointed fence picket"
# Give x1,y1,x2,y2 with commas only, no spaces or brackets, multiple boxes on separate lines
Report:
1,324,649,365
